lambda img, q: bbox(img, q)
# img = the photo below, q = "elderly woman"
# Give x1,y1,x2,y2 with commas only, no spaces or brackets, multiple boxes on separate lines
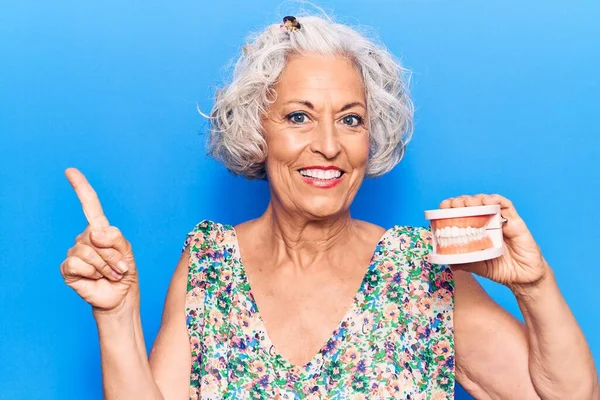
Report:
61,14,598,400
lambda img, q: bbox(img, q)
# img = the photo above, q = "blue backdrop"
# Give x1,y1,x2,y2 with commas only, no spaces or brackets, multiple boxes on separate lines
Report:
1,1,598,399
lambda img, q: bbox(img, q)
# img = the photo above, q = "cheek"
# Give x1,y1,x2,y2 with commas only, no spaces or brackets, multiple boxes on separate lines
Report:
266,128,308,165
345,133,370,167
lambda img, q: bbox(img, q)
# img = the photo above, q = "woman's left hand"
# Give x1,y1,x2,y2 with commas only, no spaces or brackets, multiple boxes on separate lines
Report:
438,194,550,290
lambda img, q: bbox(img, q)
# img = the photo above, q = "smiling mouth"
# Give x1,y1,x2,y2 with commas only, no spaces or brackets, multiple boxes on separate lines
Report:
297,167,345,188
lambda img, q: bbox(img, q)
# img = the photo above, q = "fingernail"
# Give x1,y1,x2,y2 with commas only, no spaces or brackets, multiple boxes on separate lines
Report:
117,260,129,273
112,271,123,280
92,230,105,239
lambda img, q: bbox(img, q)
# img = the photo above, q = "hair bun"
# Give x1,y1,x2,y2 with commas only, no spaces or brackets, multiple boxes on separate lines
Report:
280,16,301,31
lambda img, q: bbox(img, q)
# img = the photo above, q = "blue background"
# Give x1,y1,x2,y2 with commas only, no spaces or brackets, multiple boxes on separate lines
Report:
1,1,598,398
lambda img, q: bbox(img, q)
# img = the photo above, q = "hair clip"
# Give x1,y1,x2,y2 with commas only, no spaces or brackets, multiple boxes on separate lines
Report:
280,16,301,32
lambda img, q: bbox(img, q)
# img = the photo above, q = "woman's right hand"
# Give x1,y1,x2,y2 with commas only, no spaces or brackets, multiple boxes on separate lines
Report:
61,168,139,313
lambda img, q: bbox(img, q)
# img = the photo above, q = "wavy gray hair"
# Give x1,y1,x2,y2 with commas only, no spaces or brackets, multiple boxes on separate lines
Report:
207,14,414,180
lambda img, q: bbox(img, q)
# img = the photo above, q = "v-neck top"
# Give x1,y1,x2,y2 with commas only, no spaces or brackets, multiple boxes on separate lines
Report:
182,220,455,399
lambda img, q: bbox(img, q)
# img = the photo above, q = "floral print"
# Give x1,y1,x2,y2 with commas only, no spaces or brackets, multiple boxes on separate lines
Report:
183,220,455,399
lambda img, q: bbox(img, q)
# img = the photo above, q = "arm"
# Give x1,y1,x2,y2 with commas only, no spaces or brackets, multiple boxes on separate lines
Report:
94,250,192,400
62,168,193,399
94,295,164,400
454,269,599,400
454,270,539,399
512,266,599,399
149,249,192,398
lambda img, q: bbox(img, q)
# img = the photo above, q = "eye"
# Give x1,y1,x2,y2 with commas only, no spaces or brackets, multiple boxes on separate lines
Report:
287,111,310,124
341,114,364,127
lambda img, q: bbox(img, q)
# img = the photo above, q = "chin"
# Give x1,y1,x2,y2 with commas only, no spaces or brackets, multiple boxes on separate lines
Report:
300,197,347,219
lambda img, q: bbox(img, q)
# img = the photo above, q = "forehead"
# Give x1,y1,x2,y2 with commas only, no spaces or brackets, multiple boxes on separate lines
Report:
273,53,365,103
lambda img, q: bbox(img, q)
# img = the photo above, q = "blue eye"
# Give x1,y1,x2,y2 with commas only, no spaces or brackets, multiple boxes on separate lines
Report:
287,112,309,124
342,114,363,127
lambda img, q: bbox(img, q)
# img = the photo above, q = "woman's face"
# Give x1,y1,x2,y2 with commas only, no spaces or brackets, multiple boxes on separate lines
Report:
262,53,369,219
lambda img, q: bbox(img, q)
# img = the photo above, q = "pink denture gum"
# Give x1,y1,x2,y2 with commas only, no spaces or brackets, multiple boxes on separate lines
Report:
424,205,504,265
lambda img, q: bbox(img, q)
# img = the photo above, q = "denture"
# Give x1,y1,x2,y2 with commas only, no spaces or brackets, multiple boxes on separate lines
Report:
424,205,504,265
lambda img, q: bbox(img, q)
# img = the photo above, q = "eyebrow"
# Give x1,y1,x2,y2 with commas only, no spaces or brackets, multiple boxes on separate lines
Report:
283,100,366,112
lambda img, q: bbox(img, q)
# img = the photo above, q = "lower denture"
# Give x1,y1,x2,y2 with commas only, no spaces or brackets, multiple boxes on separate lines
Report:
436,236,494,254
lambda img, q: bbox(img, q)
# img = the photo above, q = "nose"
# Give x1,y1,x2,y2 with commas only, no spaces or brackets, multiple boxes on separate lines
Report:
309,119,342,160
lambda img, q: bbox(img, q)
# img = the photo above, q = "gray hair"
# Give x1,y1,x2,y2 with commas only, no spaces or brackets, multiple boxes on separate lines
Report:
207,13,414,180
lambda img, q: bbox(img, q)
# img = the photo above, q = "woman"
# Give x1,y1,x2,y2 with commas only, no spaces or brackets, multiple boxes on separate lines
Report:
60,14,598,399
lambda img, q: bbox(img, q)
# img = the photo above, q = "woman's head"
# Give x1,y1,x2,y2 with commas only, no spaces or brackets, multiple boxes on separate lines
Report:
208,13,414,218
260,52,369,218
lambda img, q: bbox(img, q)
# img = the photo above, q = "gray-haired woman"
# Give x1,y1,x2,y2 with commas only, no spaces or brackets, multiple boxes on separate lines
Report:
60,14,598,399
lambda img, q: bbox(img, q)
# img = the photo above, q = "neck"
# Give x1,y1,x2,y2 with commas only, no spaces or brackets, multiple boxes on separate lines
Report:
258,201,357,269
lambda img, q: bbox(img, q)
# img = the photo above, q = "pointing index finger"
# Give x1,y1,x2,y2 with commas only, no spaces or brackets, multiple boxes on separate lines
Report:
65,168,110,229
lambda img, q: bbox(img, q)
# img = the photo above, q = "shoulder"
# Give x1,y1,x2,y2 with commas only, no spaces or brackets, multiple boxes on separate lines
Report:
384,225,435,253
186,219,231,237
384,225,454,290
352,221,435,256
181,219,236,256
182,220,238,287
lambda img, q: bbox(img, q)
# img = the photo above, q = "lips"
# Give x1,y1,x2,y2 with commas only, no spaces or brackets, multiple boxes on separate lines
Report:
297,166,345,188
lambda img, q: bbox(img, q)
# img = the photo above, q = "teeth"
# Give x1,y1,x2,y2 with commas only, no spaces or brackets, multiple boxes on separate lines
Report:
434,225,488,247
300,168,342,180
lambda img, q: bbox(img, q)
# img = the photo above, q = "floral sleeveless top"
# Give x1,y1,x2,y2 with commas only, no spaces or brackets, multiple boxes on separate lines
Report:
182,220,455,399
